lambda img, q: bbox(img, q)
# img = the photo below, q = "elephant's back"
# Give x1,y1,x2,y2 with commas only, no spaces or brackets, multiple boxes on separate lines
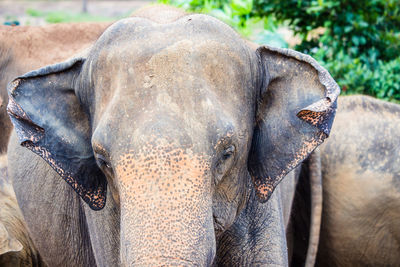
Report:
317,95,400,266
324,95,400,191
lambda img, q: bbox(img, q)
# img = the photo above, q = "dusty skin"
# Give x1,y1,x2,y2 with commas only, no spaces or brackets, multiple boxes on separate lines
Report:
0,24,111,264
316,95,400,266
6,5,339,266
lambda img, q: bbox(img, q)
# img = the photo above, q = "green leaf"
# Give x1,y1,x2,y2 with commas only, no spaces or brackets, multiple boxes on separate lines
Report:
230,0,252,16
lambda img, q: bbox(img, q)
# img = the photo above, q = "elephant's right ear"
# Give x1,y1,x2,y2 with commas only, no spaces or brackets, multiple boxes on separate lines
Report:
248,46,340,203
7,58,107,210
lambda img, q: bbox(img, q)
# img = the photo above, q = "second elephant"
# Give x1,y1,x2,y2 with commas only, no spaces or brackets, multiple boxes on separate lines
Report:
317,95,400,266
291,95,400,266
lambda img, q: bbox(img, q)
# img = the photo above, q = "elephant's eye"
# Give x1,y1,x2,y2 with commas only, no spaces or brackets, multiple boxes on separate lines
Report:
214,145,236,185
96,154,113,176
222,146,235,160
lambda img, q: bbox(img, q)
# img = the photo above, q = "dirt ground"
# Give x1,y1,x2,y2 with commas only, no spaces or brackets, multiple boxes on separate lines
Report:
0,0,153,26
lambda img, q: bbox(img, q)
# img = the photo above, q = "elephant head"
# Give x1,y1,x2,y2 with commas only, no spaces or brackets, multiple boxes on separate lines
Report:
7,14,339,265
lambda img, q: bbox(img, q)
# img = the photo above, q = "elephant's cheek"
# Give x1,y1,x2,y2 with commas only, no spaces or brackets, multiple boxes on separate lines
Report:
115,146,216,266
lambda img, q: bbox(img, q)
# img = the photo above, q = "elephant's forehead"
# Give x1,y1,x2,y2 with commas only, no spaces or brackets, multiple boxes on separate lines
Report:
89,14,254,87
96,13,247,50
86,14,257,155
103,38,248,83
86,15,257,130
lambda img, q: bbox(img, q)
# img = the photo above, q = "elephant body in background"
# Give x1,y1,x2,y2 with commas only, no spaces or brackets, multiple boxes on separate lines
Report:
290,95,400,266
6,6,339,267
0,155,43,266
316,95,400,266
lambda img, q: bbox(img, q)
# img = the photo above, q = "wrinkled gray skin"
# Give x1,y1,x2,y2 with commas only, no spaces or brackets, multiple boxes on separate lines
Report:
7,8,338,266
315,95,400,266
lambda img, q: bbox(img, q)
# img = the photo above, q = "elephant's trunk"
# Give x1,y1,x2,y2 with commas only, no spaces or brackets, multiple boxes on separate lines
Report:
116,143,216,266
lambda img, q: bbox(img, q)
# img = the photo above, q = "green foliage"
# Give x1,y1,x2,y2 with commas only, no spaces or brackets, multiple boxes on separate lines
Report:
253,0,400,102
158,0,288,47
161,0,400,102
317,51,400,102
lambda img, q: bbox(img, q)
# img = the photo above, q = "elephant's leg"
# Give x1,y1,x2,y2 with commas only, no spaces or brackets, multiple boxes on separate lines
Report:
7,132,96,267
0,153,45,266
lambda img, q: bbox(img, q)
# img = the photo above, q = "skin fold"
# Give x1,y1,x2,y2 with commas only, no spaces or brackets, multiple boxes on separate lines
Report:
270,95,400,266
6,7,339,267
0,8,185,265
4,11,398,265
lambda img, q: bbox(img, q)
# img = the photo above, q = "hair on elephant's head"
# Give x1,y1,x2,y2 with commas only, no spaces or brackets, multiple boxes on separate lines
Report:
7,14,339,265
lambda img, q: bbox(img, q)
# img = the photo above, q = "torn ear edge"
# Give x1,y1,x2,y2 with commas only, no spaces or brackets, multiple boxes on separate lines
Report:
252,130,328,203
6,57,86,144
252,46,340,203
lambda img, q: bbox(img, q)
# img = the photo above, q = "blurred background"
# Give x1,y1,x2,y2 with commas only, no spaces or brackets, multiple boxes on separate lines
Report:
1,0,399,102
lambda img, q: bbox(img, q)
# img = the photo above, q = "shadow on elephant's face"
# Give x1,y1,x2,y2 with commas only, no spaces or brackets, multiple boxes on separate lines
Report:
7,13,339,266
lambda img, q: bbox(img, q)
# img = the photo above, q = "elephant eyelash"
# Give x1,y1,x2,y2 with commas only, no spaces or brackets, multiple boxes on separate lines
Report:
92,143,114,175
100,159,112,170
96,153,112,170
222,145,235,159
215,145,236,178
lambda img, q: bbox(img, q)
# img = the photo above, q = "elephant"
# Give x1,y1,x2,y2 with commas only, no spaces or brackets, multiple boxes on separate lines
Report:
314,95,400,266
287,95,400,266
6,7,339,266
0,155,43,266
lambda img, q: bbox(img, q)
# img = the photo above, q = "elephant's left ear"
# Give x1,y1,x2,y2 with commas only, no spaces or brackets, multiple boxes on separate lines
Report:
7,58,107,210
248,46,340,202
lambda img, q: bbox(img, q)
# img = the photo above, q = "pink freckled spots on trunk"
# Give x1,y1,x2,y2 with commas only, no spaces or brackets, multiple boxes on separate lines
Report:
115,140,214,264
116,142,211,197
